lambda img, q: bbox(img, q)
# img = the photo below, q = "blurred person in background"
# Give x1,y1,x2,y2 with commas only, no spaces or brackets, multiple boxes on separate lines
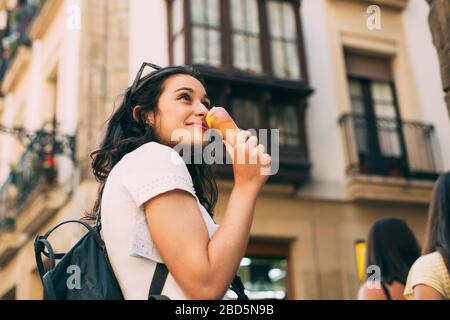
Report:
358,217,421,300
404,172,450,300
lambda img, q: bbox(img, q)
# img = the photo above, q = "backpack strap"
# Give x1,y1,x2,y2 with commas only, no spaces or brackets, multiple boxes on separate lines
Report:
148,263,169,299
230,275,249,300
380,281,392,300
34,236,56,284
34,219,104,285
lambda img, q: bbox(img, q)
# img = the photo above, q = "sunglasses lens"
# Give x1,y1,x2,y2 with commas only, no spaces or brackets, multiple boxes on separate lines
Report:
132,63,163,94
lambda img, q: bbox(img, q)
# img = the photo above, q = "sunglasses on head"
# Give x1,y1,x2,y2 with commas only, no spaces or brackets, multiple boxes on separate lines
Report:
130,62,163,95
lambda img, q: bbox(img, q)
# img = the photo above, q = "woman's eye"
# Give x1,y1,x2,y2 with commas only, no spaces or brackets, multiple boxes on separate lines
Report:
203,101,211,109
179,94,191,102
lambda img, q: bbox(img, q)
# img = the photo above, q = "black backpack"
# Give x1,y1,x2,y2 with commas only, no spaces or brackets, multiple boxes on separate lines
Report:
34,214,248,300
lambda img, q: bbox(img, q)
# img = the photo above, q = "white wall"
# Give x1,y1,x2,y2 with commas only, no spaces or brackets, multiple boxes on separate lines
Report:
300,0,347,200
403,0,450,171
129,0,169,84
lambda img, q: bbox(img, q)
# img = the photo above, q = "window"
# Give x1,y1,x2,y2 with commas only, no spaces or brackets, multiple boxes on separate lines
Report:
171,1,312,185
344,51,407,177
231,97,262,129
267,0,301,80
190,0,222,66
224,240,291,300
269,102,300,147
229,95,301,148
230,0,262,73
168,0,305,80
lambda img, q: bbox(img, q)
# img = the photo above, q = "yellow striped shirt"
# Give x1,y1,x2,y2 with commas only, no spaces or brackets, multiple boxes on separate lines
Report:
404,251,450,299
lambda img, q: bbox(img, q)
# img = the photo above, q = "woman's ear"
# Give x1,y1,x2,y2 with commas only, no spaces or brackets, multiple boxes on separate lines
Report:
132,106,142,123
144,111,155,126
133,106,155,126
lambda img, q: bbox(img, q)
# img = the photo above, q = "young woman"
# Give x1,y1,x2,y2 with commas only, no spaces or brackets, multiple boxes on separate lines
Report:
88,63,271,299
404,172,450,300
358,217,421,300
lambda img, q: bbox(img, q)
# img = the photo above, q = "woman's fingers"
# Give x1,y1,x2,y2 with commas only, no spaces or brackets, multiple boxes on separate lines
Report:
246,135,258,149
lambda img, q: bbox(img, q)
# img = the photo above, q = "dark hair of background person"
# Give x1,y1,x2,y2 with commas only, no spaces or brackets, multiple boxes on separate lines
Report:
366,217,421,284
423,172,450,273
85,65,218,221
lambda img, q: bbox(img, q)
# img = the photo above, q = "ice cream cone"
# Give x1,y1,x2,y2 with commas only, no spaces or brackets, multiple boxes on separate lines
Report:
205,107,240,146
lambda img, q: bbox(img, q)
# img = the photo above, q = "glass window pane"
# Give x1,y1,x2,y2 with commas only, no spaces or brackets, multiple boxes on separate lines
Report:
377,120,402,157
192,27,207,64
233,34,247,70
282,2,297,41
374,103,396,119
231,0,245,30
371,81,393,103
172,0,184,35
269,104,285,145
208,30,221,66
267,1,282,38
246,0,260,34
232,98,261,129
285,42,300,80
207,0,220,27
225,256,288,300
355,119,369,154
284,105,300,146
190,0,205,25
248,36,262,73
271,40,285,78
351,98,365,115
371,82,396,119
349,79,363,97
173,34,185,65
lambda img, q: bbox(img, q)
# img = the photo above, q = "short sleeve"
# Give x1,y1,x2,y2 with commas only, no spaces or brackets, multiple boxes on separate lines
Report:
404,253,446,299
120,142,197,207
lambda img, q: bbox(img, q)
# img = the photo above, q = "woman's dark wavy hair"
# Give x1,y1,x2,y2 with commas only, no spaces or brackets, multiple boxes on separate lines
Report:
86,65,218,220
366,217,421,285
423,172,450,274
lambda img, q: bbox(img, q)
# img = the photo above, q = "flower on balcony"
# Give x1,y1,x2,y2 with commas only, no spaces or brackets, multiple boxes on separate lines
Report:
43,154,57,184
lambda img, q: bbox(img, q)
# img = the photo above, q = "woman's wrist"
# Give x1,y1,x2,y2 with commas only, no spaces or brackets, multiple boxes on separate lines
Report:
232,183,261,198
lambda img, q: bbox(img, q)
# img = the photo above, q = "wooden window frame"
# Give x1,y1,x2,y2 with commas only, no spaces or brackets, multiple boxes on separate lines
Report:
245,237,294,300
348,76,409,177
167,0,308,82
167,0,313,186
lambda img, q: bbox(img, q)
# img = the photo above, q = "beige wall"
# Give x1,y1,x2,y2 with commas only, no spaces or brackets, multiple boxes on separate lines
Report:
214,180,428,299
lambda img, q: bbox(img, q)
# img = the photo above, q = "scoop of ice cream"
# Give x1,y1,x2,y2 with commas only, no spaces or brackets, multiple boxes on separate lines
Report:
205,107,240,146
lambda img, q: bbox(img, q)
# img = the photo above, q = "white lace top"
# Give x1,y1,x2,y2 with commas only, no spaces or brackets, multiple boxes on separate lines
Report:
100,141,219,299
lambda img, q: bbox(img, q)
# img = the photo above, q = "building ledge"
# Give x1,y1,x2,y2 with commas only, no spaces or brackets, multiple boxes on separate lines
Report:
1,46,31,94
216,178,296,197
14,184,72,238
342,0,408,11
28,0,63,40
0,232,27,268
346,174,435,204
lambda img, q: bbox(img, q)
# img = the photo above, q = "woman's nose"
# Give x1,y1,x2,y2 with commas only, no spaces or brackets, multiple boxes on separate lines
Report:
195,102,209,116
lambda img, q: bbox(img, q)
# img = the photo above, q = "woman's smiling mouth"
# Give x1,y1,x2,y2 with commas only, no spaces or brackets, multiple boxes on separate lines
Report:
187,121,208,130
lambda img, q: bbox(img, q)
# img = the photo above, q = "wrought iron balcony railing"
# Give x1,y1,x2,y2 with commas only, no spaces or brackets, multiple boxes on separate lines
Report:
339,113,442,180
0,124,59,234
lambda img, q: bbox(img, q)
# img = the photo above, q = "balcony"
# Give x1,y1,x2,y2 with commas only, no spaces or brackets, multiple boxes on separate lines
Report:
0,141,57,234
340,113,442,203
0,0,45,86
